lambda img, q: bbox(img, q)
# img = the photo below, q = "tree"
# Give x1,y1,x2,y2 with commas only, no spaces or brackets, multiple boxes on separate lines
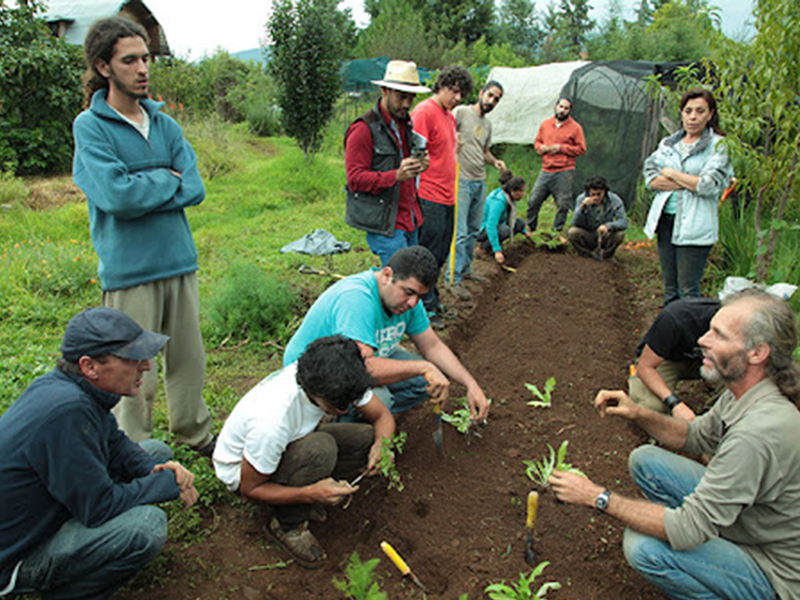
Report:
267,0,347,160
699,0,800,281
539,0,595,62
0,1,83,174
496,0,543,61
354,0,450,68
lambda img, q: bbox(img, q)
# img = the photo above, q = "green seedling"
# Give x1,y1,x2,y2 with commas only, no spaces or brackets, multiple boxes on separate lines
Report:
377,432,407,491
523,440,586,487
332,552,387,600
485,561,561,600
529,230,566,251
525,377,555,407
441,397,473,434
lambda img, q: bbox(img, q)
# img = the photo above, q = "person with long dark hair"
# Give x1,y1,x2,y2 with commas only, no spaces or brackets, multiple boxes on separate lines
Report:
477,169,532,264
643,88,733,306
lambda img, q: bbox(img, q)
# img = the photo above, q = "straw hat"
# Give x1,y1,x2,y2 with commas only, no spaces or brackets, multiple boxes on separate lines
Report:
371,60,431,94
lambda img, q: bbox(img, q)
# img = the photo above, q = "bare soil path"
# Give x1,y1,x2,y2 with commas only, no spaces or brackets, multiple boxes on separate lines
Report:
123,244,673,600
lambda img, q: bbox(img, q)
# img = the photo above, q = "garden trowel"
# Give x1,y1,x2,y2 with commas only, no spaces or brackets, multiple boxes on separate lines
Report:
432,403,443,455
381,541,427,593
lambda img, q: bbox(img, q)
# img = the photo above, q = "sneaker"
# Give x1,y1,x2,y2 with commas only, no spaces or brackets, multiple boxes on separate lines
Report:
437,304,458,320
447,283,473,302
265,518,327,569
428,313,446,330
192,435,217,458
463,272,488,284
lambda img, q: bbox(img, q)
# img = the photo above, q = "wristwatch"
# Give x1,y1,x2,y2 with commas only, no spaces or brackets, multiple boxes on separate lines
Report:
663,393,681,410
595,489,612,512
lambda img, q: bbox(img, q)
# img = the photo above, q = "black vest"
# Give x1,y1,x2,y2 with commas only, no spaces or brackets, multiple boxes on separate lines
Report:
344,103,419,235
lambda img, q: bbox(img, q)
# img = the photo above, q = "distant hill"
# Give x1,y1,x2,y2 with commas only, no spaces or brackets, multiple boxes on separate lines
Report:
231,47,268,65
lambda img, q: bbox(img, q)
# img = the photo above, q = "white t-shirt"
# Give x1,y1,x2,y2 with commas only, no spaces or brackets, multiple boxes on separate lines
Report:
212,363,372,491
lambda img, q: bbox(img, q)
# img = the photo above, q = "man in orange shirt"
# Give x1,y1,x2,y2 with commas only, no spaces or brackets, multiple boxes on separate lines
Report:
411,66,474,329
526,97,586,232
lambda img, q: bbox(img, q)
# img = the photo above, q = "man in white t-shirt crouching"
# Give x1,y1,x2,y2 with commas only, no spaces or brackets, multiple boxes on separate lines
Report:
213,335,395,569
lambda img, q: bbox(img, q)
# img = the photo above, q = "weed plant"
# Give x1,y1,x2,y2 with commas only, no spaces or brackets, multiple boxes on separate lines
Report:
206,261,297,345
332,552,387,600
377,432,407,491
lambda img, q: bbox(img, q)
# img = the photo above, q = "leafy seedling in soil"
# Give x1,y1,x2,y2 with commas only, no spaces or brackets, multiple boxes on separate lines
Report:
523,440,586,488
529,230,567,252
441,397,490,442
332,552,387,600
484,560,562,600
525,377,555,407
377,432,407,491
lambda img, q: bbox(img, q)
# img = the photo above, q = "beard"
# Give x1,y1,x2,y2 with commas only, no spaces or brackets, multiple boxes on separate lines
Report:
700,351,748,384
555,112,569,121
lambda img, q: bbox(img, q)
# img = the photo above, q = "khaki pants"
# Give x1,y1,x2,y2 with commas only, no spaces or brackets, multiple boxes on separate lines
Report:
104,272,212,447
627,358,702,414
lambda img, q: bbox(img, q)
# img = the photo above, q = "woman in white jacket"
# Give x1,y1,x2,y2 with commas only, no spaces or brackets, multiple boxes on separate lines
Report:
643,88,733,306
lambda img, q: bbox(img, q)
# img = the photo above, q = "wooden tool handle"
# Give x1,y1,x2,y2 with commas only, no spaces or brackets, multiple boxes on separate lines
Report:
526,491,539,530
380,541,411,576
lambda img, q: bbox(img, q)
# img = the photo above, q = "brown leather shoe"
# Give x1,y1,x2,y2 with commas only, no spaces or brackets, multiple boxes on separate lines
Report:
265,518,327,569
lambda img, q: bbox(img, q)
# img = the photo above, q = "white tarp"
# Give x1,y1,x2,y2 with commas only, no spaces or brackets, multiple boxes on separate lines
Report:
486,62,588,145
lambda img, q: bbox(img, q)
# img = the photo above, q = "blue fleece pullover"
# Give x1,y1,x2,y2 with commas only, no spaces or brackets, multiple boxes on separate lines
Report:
0,369,179,589
73,90,205,291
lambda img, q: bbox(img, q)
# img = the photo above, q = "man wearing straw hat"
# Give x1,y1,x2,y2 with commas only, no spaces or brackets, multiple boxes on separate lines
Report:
345,60,431,267
411,65,474,329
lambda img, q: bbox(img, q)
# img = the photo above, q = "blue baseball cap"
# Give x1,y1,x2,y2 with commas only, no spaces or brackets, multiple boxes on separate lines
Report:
60,307,168,361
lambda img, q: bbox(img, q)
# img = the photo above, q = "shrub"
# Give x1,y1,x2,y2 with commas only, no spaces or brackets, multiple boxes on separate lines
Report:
207,262,297,345
181,115,241,181
0,2,83,175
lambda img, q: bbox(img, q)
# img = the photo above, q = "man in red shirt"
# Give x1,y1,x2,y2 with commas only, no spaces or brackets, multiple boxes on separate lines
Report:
526,97,587,232
411,66,474,329
344,61,431,266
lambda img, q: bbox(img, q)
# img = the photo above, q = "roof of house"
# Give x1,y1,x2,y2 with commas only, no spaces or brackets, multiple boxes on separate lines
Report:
42,0,170,55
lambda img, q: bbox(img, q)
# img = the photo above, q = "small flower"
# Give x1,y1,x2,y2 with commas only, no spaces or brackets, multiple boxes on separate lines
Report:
90,278,97,284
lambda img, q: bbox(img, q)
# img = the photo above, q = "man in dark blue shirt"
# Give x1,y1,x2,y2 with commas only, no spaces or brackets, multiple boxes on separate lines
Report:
0,307,198,599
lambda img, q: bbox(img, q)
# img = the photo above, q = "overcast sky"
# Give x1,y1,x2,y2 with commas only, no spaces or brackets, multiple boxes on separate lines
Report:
146,0,755,60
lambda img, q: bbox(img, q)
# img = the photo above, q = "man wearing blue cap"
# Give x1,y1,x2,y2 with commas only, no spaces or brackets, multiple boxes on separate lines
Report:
0,307,198,599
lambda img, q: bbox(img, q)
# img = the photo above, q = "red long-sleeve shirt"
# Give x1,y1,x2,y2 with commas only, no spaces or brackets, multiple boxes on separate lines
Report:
534,116,586,173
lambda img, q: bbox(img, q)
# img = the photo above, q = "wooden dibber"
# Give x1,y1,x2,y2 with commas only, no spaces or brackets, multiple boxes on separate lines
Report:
526,491,539,565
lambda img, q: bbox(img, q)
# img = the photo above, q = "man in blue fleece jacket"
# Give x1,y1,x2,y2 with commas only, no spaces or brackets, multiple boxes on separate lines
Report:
72,17,213,453
0,307,199,599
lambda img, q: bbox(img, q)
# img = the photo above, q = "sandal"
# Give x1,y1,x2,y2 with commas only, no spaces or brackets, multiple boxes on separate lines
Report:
265,518,327,569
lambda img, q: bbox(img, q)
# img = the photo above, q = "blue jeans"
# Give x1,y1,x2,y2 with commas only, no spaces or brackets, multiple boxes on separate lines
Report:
366,228,419,267
623,446,777,600
13,441,172,600
449,179,487,284
526,170,575,231
339,348,429,422
656,213,712,306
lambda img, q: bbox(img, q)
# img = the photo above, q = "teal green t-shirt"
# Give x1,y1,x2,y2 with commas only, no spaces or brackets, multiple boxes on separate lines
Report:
283,270,430,365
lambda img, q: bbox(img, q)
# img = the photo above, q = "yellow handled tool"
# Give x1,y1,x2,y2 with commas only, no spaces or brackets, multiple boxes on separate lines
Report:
526,491,539,565
380,541,427,592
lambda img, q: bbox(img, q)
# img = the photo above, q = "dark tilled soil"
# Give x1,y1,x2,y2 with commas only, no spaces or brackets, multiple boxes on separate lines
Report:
123,244,684,600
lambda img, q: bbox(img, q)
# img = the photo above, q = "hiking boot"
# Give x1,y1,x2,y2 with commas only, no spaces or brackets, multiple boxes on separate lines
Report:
308,504,327,523
437,304,458,320
428,312,446,330
265,518,326,569
192,435,217,458
447,283,473,302
463,272,488,284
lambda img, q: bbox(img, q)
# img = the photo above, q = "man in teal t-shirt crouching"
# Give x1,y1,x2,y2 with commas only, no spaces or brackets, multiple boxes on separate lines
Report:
284,246,490,422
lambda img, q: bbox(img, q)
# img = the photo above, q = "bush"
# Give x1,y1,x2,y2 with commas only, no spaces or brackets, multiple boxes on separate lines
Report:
207,263,297,344
0,2,83,175
182,115,242,180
